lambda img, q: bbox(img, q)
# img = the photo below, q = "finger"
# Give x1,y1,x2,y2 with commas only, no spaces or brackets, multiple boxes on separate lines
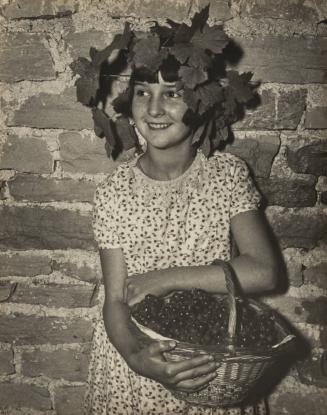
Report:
164,354,214,377
172,360,218,383
148,341,176,356
175,371,217,392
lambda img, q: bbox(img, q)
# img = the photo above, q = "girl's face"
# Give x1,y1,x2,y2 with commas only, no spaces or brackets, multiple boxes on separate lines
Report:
131,74,192,151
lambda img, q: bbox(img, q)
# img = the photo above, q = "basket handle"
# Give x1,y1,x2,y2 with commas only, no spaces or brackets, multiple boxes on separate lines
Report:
212,259,242,347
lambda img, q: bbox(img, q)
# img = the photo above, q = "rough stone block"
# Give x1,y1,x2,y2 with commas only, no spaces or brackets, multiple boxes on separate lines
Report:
267,207,327,249
225,134,280,178
257,177,317,207
22,349,89,381
322,191,327,205
59,131,126,174
304,262,327,290
0,382,51,410
98,0,191,19
0,206,94,250
282,248,304,287
1,0,78,19
297,354,327,388
65,30,113,59
235,37,327,83
301,296,327,325
54,385,86,415
272,388,327,415
0,253,52,278
305,107,327,129
190,0,232,21
0,283,13,302
0,33,55,82
9,175,96,202
235,0,319,22
233,90,275,130
52,255,101,283
276,89,307,129
10,87,93,130
0,135,53,174
287,141,327,176
0,350,14,375
264,295,309,324
0,315,93,345
10,283,96,308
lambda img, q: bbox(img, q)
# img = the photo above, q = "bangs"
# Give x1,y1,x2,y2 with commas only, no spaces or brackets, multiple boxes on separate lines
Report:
132,55,180,84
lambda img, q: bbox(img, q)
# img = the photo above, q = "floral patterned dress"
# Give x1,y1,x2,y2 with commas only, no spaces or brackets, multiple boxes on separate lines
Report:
84,150,267,415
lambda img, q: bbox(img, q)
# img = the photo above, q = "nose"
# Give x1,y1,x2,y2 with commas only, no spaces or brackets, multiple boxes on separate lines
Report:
148,94,165,118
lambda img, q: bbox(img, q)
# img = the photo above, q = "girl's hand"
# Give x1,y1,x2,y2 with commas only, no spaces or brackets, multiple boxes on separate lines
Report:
128,340,218,393
124,273,171,306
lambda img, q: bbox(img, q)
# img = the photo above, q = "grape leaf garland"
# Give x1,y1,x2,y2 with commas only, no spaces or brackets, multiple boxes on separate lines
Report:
71,5,258,157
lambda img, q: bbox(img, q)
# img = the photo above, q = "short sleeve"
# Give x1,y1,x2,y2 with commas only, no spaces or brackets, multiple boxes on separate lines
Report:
92,180,121,249
230,158,261,218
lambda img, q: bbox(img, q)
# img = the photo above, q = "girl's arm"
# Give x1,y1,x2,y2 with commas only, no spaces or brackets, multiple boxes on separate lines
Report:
100,247,218,392
125,210,279,305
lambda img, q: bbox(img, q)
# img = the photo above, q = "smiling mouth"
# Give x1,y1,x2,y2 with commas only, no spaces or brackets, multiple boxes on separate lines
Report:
147,123,172,130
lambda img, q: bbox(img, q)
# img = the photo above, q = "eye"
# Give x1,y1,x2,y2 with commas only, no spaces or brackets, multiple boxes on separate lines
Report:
165,90,183,99
134,87,150,97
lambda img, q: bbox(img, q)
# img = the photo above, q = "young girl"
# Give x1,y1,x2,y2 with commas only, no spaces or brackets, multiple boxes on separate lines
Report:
83,12,278,415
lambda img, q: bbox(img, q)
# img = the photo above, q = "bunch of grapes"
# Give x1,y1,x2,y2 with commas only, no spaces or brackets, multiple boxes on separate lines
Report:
131,289,278,348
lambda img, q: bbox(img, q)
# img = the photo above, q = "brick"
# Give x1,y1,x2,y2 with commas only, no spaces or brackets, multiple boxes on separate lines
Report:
100,0,191,19
305,107,327,129
0,33,55,82
272,389,327,415
267,207,327,249
235,0,319,22
10,87,93,130
287,141,327,176
257,177,317,207
1,0,78,19
235,37,327,83
0,350,14,375
22,349,89,381
304,263,327,290
0,382,51,410
190,0,232,21
296,354,327,388
10,283,96,308
65,31,112,59
0,253,52,278
0,206,94,250
225,134,279,178
301,296,327,325
0,315,93,345
54,385,86,415
52,256,101,283
234,90,276,130
0,135,53,174
59,131,126,174
276,89,307,129
9,175,96,202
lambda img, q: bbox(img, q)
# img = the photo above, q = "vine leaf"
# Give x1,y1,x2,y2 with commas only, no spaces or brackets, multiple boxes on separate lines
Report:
178,66,208,89
91,23,132,67
70,57,99,106
92,108,116,149
131,35,167,71
192,24,229,54
195,82,224,114
226,71,254,103
171,43,211,68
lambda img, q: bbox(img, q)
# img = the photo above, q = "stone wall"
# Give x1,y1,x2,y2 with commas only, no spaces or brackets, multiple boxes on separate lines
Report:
0,0,326,414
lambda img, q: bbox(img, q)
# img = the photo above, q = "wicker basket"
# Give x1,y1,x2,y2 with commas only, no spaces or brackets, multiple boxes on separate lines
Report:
130,260,296,407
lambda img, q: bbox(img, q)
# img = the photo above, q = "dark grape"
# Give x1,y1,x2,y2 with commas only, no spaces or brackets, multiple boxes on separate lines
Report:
130,289,278,349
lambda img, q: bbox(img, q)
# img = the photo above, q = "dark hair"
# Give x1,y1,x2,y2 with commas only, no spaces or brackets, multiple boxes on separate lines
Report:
112,55,203,130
